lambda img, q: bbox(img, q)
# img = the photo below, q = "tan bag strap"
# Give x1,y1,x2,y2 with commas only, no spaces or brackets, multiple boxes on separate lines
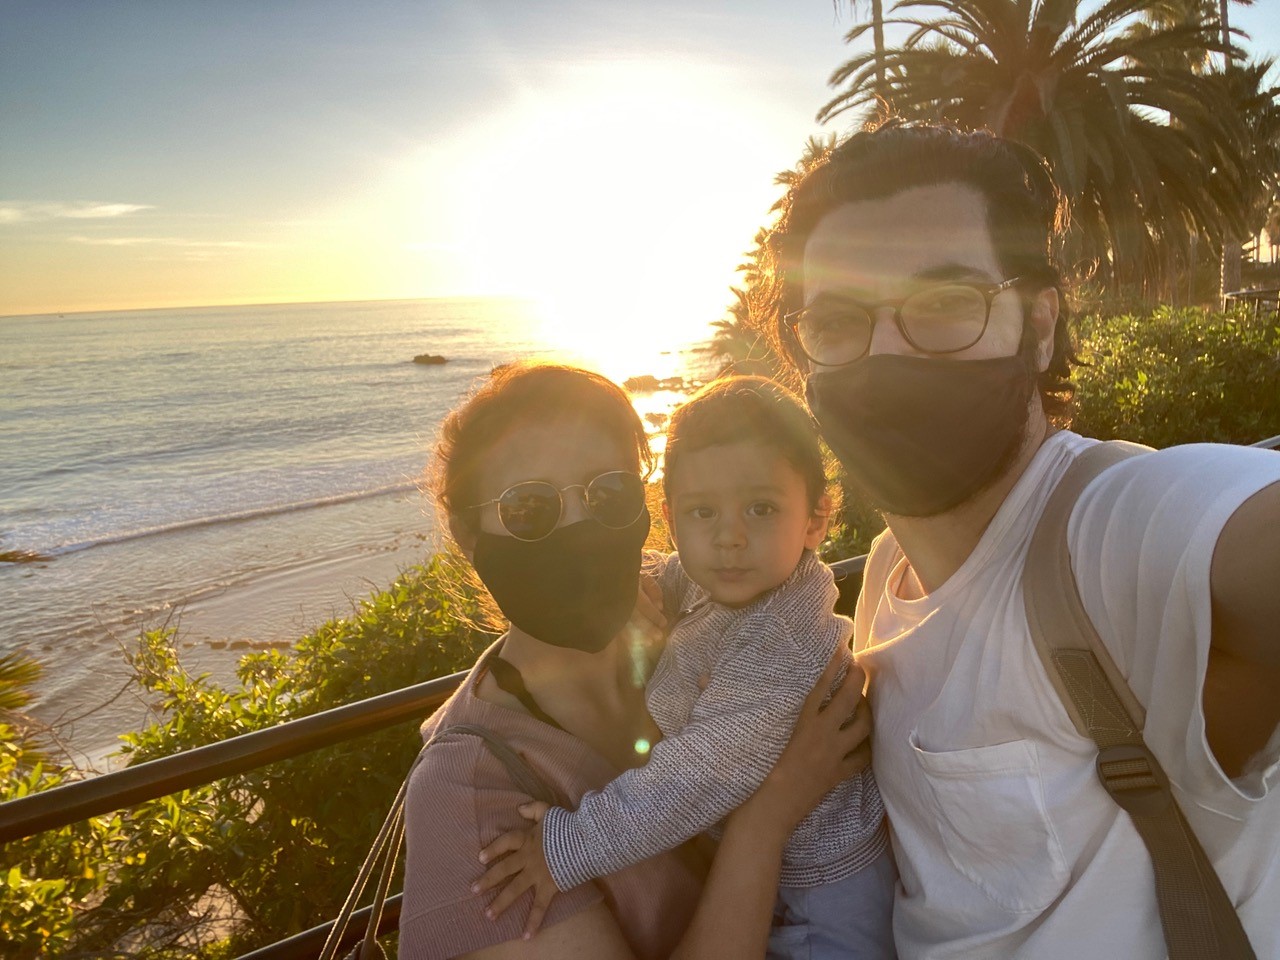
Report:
1024,439,1255,960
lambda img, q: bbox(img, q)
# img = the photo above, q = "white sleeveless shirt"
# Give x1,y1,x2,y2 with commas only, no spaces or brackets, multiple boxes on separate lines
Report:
854,431,1280,959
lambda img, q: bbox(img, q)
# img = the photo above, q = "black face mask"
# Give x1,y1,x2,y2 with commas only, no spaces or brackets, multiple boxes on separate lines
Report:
472,510,650,653
805,354,1036,517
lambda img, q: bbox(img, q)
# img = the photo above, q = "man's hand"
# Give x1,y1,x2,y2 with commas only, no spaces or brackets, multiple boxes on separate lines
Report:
473,801,558,939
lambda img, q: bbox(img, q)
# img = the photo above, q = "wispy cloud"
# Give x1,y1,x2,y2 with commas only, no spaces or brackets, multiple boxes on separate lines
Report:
68,235,262,248
0,201,153,223
67,236,271,258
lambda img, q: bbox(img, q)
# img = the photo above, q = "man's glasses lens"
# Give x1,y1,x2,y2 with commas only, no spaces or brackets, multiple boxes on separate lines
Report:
496,471,644,541
795,282,1001,365
796,310,873,367
901,284,988,352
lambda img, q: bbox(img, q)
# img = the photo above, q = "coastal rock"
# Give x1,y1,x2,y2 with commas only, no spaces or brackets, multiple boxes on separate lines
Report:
0,549,50,564
213,638,294,652
412,354,448,365
624,374,686,393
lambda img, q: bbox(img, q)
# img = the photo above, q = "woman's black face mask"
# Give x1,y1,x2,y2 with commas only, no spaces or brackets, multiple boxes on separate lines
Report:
472,509,651,652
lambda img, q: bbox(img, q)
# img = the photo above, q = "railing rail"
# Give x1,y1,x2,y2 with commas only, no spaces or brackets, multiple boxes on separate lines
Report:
0,672,465,845
1,434,1274,957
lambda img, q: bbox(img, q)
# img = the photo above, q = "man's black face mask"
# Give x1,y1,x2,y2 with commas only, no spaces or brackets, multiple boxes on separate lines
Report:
806,351,1038,517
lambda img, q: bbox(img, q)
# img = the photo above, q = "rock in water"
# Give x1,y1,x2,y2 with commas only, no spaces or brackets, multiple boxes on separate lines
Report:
413,354,448,365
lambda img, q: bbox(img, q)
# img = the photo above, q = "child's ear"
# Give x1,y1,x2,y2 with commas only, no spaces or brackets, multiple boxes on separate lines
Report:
448,513,478,562
805,494,832,550
661,500,678,550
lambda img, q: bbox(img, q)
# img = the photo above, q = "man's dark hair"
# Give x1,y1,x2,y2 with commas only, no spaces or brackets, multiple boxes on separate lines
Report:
766,121,1077,421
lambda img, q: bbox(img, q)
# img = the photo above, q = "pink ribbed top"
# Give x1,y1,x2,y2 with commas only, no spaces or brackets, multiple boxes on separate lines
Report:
399,645,708,959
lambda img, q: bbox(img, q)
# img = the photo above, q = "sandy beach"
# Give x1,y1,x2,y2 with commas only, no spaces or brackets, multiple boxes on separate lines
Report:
29,491,441,768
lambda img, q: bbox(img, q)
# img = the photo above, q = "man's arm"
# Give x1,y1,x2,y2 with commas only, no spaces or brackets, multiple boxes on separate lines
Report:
1206,479,1280,778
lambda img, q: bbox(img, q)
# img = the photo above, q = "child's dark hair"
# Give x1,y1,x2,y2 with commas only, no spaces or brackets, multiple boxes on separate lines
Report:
663,376,826,510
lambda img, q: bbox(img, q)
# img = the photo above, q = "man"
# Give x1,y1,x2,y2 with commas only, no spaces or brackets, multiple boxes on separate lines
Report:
767,122,1280,958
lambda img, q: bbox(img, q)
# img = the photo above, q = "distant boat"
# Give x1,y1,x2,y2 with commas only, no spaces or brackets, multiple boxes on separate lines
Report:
412,353,448,365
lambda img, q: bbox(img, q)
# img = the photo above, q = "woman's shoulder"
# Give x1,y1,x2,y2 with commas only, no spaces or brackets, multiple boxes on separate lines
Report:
401,699,608,958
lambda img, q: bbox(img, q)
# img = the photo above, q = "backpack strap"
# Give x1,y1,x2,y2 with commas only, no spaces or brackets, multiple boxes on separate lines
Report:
319,723,560,960
1024,439,1256,960
427,722,562,806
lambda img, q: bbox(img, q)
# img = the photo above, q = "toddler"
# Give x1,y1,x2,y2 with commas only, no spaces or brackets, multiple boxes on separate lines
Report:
482,376,895,959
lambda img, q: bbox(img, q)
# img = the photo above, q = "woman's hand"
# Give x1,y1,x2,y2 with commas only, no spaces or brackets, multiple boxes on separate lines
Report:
473,801,559,940
742,649,872,835
618,573,668,674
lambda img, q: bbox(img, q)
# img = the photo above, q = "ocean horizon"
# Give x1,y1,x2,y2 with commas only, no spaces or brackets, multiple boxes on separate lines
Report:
0,297,707,756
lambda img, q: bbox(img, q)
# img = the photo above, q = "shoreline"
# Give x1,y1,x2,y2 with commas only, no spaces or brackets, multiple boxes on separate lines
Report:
28,505,439,767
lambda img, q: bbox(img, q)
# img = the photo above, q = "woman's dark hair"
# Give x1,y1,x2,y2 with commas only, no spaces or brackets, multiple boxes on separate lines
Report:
766,120,1077,421
663,375,827,510
433,361,653,530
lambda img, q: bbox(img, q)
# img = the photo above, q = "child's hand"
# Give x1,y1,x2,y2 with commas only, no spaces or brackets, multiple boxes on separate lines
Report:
473,801,558,939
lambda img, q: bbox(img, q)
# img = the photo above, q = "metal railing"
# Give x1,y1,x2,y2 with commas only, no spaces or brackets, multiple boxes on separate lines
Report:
3,434,1276,956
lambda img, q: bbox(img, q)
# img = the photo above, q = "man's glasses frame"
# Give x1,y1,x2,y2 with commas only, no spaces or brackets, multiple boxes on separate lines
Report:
787,277,1022,367
469,470,646,542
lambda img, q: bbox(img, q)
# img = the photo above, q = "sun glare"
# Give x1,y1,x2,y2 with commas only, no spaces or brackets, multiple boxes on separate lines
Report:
403,61,783,384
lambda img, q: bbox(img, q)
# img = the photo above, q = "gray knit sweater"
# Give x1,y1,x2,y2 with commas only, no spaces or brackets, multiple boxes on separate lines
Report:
541,551,887,890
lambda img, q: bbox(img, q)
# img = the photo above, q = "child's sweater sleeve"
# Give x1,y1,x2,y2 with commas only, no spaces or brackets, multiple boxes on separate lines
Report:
540,612,827,891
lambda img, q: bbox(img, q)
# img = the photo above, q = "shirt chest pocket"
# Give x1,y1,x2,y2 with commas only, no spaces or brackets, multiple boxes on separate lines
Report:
910,733,1070,914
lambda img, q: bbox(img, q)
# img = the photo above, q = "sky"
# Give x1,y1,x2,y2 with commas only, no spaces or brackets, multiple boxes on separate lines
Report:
2,0,1278,326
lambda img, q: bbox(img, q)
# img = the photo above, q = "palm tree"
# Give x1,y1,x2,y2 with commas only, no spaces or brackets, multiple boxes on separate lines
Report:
1204,0,1255,298
839,0,890,100
819,0,1256,297
706,136,838,383
1125,0,1251,73
1213,57,1280,296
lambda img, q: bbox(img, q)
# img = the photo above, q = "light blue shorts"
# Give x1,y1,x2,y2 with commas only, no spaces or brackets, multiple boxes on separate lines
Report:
767,847,898,960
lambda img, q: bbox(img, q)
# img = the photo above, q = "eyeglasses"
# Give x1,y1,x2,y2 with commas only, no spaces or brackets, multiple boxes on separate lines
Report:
471,470,646,542
788,277,1022,367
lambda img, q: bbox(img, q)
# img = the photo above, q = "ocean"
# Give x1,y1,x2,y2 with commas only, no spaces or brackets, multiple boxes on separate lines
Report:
0,298,704,758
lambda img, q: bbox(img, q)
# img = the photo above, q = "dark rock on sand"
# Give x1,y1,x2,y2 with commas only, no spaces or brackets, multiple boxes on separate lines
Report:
624,375,685,393
0,549,49,564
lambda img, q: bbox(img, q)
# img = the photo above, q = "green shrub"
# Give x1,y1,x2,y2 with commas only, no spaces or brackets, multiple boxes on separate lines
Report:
0,655,129,959
3,556,494,959
1072,307,1280,448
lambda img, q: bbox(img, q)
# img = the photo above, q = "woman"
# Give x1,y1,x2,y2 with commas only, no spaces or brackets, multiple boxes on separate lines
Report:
399,362,870,960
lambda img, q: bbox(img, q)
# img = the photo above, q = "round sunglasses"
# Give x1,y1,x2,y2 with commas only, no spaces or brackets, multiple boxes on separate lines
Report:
471,470,646,542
